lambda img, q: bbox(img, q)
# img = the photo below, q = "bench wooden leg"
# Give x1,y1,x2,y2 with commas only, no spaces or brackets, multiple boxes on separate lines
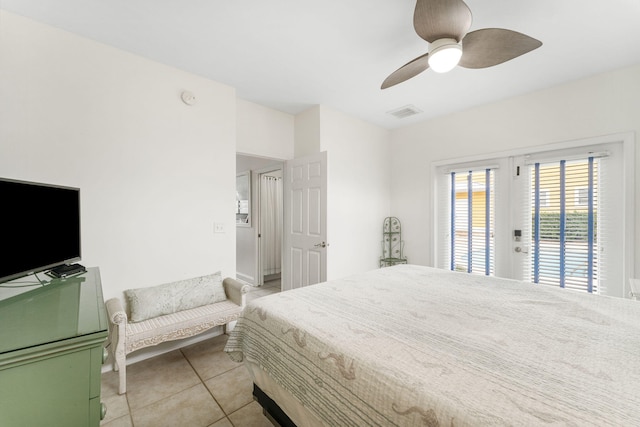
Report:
112,338,127,394
117,354,127,394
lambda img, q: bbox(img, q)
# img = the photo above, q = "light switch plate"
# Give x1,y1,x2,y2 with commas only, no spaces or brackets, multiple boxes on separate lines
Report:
214,223,225,233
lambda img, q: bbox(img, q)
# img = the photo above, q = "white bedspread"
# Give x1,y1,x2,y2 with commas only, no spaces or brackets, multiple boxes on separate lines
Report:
225,265,640,426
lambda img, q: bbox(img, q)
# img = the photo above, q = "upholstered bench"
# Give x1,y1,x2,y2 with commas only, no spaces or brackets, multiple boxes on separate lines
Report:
105,272,249,394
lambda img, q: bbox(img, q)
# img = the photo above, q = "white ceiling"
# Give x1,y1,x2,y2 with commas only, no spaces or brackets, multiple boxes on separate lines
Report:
2,0,640,129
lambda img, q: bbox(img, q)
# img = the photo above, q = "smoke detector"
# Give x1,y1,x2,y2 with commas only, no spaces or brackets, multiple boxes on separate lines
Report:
181,91,196,106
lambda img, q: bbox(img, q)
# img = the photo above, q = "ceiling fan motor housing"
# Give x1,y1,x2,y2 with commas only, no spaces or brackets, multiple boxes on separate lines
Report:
428,38,462,73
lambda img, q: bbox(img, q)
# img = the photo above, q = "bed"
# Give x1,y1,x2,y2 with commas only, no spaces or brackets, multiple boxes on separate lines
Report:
224,264,640,426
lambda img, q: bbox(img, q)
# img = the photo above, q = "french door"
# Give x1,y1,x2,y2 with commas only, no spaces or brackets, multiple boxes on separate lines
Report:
434,138,631,297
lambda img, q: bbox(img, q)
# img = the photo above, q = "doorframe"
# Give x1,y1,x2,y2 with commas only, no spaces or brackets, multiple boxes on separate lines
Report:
254,165,284,287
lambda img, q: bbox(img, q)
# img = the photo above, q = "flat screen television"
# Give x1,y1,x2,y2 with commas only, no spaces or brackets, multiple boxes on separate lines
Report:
0,178,81,284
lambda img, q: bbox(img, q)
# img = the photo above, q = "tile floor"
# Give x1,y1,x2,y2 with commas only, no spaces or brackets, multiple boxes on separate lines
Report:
100,279,281,427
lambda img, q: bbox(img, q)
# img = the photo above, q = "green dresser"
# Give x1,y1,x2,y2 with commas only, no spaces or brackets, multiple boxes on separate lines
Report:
0,267,108,427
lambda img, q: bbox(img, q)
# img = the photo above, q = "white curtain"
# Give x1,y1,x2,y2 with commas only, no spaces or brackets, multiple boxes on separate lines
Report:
260,175,282,276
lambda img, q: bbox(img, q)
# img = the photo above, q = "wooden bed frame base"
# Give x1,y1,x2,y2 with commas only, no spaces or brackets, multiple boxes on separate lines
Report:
253,384,298,427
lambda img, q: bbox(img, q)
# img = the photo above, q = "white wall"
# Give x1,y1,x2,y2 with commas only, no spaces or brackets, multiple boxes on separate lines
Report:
236,99,294,159
390,64,640,281
294,107,321,158
0,11,237,300
318,106,391,279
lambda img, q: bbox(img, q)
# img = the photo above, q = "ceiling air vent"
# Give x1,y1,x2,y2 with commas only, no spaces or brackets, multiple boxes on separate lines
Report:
387,105,422,119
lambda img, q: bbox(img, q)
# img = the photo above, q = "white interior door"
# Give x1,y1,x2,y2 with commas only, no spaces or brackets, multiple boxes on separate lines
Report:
282,152,327,291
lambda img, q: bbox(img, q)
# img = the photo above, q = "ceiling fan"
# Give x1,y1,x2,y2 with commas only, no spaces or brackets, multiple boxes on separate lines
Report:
381,0,542,89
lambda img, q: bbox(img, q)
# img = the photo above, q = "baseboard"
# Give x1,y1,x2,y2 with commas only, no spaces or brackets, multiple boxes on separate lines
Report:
264,273,281,282
236,272,255,285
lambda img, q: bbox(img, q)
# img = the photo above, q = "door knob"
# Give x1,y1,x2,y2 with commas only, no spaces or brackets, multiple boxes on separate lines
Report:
314,241,328,248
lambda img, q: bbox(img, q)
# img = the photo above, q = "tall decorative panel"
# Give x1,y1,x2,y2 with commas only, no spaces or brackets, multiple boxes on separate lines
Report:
380,217,408,267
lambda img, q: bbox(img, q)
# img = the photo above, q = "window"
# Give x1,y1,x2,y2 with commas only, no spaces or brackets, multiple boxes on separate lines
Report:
539,189,550,207
574,187,588,207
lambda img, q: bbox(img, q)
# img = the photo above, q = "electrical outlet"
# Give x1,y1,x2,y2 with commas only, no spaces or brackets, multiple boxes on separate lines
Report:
214,223,225,233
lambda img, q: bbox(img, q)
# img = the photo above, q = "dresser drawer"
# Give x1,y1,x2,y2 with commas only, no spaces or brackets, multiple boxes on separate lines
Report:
0,348,91,427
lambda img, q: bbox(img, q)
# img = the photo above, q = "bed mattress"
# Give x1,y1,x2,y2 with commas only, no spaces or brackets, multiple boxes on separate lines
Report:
225,265,640,426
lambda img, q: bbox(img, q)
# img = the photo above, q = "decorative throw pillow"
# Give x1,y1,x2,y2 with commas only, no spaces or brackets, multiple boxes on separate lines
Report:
125,283,174,322
171,272,226,312
125,271,226,322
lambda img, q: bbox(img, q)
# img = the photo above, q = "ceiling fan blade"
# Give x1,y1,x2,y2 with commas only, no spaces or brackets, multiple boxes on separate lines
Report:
459,28,542,69
413,0,472,43
381,53,430,89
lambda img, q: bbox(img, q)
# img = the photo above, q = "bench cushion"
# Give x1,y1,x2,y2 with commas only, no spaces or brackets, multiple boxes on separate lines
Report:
124,299,242,353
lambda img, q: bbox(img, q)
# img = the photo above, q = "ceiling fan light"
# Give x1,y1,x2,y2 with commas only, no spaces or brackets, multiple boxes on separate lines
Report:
428,38,462,73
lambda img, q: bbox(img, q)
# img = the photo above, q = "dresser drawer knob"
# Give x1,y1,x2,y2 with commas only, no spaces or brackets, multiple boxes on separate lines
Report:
100,402,107,420
102,347,109,364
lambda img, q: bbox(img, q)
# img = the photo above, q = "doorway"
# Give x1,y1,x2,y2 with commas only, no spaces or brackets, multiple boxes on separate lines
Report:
256,167,283,287
235,154,284,288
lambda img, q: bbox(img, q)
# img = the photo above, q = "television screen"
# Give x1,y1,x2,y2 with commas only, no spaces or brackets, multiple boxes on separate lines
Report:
0,178,81,283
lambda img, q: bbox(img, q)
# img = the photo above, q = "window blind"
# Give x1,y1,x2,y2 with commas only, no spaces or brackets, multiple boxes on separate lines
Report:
530,157,598,292
449,169,495,275
434,140,627,296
